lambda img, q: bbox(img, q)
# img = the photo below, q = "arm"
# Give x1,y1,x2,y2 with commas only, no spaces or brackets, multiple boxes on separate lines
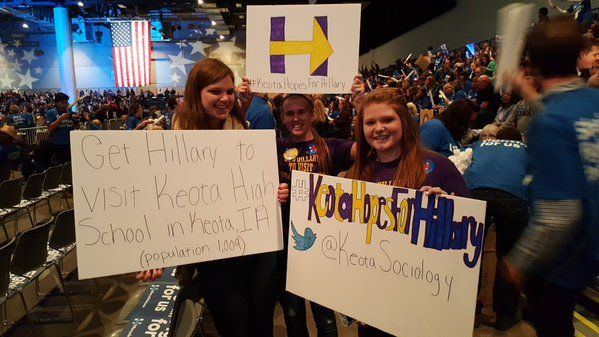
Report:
46,112,69,134
507,115,586,276
548,0,568,13
507,199,582,274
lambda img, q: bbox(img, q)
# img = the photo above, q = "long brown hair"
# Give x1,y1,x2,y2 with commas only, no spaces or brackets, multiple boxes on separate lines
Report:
282,94,331,175
346,88,426,189
173,58,246,130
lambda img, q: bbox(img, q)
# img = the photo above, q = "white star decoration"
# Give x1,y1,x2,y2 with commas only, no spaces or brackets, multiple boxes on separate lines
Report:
210,37,246,64
0,73,13,88
22,49,36,64
0,43,6,54
16,69,38,89
205,28,216,35
7,49,15,58
188,41,206,57
13,39,22,48
12,59,22,71
33,66,42,74
168,51,194,75
170,72,181,84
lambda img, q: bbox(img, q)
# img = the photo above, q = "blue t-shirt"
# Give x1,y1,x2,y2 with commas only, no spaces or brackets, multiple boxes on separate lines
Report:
246,96,276,130
453,90,467,102
7,113,35,129
420,119,461,157
45,108,73,146
0,143,22,181
464,140,528,200
126,116,140,130
528,87,599,287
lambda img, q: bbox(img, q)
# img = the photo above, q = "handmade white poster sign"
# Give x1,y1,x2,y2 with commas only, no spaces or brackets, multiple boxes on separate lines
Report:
287,171,487,337
246,4,361,94
71,130,282,279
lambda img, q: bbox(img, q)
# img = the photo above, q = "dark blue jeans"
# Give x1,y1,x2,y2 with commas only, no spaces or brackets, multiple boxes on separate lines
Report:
470,188,529,316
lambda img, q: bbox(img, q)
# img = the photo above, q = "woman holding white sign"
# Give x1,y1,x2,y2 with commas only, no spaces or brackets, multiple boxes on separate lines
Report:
140,58,278,337
347,86,469,336
276,93,356,337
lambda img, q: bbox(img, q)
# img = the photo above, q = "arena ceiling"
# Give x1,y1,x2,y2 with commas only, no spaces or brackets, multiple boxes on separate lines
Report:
0,0,456,54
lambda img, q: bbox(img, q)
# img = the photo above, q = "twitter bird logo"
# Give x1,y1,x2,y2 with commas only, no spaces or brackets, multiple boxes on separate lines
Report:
290,221,317,251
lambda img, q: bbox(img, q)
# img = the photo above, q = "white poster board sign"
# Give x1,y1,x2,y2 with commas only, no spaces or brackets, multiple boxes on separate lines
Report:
246,4,361,94
71,130,283,279
288,171,486,337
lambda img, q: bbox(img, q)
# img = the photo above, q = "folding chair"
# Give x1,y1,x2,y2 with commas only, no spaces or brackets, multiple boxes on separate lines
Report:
0,177,24,240
45,209,76,320
9,219,52,333
0,237,16,326
18,171,48,230
58,163,72,208
41,165,62,214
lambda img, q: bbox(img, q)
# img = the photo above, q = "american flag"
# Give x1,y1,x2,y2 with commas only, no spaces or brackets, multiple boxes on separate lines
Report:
110,21,151,87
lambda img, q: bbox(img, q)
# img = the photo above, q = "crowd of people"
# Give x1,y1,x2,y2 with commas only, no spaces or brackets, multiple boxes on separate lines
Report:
0,8,598,337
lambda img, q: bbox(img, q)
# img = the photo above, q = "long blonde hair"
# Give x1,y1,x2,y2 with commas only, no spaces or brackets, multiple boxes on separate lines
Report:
312,98,327,123
173,58,246,130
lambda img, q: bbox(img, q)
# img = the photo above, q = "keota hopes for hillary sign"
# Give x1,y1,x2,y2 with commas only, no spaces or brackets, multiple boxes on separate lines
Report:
246,4,361,94
287,171,486,337
70,130,283,279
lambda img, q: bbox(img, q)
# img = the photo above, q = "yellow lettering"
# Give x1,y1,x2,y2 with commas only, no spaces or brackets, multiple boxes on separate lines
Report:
398,198,409,234
384,197,396,231
316,184,329,218
352,181,366,223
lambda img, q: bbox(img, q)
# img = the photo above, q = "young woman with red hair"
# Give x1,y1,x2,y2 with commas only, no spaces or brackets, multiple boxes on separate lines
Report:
348,86,469,337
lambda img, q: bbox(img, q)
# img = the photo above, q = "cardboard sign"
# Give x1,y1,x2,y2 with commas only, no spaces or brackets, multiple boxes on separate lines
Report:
246,4,361,94
71,130,283,279
420,109,435,126
287,171,486,337
414,55,432,71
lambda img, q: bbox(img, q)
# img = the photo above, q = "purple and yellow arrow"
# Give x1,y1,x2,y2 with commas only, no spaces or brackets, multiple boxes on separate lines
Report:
269,16,333,76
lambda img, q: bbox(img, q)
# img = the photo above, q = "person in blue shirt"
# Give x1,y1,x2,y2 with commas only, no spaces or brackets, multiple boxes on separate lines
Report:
245,93,276,130
420,100,474,156
125,103,143,130
0,125,24,181
6,104,35,129
164,96,178,130
504,17,599,337
45,92,76,164
414,87,433,110
464,128,528,330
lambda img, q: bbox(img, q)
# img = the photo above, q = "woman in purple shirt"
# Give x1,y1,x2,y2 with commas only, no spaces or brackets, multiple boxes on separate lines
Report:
346,87,469,337
277,94,355,337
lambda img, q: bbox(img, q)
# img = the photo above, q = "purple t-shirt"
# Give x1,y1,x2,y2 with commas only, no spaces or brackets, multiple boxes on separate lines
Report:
368,150,470,197
277,138,354,184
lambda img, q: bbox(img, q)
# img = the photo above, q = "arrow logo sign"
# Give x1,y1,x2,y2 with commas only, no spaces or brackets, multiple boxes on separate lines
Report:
269,16,333,76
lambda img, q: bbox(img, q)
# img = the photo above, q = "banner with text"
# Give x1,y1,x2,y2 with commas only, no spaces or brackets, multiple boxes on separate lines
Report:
288,171,486,337
71,130,283,279
246,4,361,94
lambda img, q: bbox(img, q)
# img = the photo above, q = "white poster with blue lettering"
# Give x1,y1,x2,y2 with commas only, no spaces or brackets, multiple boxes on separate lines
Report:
71,130,282,279
287,171,487,337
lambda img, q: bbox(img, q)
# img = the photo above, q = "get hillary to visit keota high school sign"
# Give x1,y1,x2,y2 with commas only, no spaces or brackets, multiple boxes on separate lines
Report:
246,4,361,94
287,171,487,337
